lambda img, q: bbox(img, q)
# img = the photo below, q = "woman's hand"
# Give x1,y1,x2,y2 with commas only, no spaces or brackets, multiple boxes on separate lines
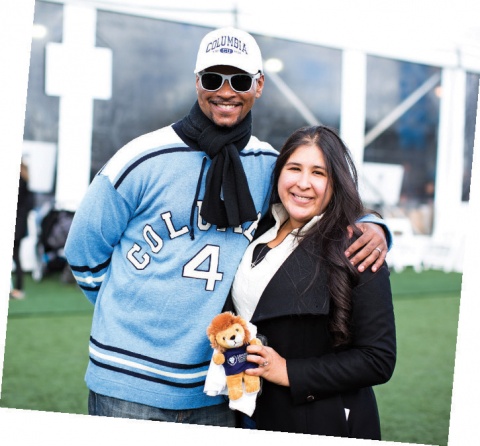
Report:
345,222,387,272
245,343,289,387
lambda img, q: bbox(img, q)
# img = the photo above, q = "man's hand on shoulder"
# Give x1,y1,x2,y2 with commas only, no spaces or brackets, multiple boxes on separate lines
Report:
345,222,388,272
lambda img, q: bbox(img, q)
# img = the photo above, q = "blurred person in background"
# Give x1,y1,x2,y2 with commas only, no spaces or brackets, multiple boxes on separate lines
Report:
11,159,34,300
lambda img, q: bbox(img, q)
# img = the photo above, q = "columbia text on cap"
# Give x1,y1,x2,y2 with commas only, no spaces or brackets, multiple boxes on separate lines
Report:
194,27,263,75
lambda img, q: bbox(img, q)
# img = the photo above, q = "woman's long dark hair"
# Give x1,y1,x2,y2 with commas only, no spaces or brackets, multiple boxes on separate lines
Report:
270,125,365,347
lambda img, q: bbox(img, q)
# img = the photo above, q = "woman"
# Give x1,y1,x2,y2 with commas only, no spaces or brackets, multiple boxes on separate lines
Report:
230,125,396,439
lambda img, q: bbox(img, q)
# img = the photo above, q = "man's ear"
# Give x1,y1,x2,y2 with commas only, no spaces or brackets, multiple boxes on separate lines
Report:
255,74,265,98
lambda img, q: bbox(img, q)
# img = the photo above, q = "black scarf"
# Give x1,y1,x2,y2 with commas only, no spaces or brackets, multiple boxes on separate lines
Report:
181,101,257,228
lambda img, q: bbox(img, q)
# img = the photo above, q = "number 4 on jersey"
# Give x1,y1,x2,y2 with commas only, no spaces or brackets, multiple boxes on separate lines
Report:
182,245,224,291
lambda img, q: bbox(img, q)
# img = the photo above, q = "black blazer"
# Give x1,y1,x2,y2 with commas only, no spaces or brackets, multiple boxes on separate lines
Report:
230,216,396,439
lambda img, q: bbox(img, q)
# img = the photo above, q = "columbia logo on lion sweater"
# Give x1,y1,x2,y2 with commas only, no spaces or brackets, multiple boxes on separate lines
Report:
223,346,257,376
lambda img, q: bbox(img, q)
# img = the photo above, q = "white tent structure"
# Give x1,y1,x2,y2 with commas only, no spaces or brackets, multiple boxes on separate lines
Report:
26,0,480,273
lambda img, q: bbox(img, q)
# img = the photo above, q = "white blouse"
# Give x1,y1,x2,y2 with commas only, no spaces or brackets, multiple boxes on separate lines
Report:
231,204,323,321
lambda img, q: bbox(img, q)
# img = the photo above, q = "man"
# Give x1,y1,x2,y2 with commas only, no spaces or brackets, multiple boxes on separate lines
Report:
65,27,389,427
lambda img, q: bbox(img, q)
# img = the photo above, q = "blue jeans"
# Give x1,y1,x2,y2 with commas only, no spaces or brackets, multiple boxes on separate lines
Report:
88,391,236,427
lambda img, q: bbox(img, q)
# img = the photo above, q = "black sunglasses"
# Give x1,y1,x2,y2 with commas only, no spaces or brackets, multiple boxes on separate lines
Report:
198,71,261,93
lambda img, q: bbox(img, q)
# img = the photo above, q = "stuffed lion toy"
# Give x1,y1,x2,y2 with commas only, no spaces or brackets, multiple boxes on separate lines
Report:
206,312,262,401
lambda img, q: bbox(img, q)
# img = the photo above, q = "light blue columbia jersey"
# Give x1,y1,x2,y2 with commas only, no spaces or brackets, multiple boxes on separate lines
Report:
64,125,278,410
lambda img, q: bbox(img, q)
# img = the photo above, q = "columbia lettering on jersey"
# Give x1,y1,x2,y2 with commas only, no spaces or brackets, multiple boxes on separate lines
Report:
127,202,257,273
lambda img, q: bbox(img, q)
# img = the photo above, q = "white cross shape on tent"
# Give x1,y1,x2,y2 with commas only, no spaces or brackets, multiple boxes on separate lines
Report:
45,4,112,211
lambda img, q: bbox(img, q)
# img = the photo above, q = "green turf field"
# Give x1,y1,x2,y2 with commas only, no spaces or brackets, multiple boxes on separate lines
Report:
1,269,462,445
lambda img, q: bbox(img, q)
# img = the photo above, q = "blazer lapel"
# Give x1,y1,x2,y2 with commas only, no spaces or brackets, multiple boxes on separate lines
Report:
251,243,330,324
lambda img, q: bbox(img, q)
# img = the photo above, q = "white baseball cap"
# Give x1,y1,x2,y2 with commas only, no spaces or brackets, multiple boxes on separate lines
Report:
194,27,263,75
